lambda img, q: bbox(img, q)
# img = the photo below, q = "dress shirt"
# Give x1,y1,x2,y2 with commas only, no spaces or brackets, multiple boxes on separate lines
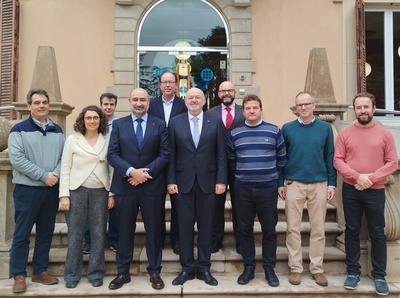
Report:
162,95,175,126
221,103,236,127
189,111,203,139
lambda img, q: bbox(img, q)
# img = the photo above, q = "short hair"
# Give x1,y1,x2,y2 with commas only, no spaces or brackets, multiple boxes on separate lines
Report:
99,93,118,105
353,92,376,108
73,105,108,135
295,91,314,102
242,94,262,109
26,89,49,105
158,71,177,83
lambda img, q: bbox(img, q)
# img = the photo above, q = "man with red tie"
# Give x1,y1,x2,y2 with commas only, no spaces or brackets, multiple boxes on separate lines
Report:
208,81,245,254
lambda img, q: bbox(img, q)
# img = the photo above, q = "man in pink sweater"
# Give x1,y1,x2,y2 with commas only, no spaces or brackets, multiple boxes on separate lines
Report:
334,92,398,296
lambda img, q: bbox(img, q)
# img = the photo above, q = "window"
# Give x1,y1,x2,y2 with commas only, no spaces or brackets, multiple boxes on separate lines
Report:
365,9,400,111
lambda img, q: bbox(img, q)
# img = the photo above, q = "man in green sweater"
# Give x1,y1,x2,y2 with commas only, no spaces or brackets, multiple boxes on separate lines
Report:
278,91,337,287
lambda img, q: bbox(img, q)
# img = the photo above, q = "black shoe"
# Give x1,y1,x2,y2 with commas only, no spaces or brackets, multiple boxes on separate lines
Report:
211,242,222,253
83,241,90,255
109,242,118,253
108,273,131,290
91,279,103,287
65,281,78,288
237,266,255,285
149,273,164,290
265,270,279,287
172,242,180,255
197,271,218,286
172,271,195,286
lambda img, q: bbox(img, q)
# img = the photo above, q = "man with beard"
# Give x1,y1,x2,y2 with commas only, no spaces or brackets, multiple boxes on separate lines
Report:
334,92,397,296
208,81,245,254
107,88,170,290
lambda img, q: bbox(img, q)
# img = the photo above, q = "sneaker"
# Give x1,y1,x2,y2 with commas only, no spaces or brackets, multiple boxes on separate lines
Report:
109,242,118,253
32,272,59,285
344,274,360,290
83,241,90,254
374,278,389,296
12,276,26,293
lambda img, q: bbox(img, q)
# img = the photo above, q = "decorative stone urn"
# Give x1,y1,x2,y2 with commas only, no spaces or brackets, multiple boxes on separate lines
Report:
0,117,12,152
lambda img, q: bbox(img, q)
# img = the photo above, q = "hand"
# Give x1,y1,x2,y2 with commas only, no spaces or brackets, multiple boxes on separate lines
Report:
167,184,179,194
127,168,151,186
60,196,70,211
45,172,59,187
278,187,285,200
215,184,226,195
355,173,373,190
108,196,115,209
326,187,336,201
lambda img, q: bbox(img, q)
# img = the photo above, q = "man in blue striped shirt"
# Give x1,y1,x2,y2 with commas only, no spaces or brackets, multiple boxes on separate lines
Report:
228,94,286,287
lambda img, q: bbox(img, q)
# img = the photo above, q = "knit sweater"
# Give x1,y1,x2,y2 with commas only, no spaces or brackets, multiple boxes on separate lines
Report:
229,121,286,188
278,118,337,187
8,115,64,186
334,123,398,189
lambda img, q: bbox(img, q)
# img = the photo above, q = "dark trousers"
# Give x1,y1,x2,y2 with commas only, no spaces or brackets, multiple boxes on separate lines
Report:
212,168,239,246
116,188,164,274
10,184,59,277
177,181,216,273
235,187,278,271
84,206,119,245
342,182,387,279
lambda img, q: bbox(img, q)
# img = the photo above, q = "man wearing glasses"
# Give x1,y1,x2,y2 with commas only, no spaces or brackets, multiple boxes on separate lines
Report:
148,71,187,255
278,91,337,287
208,81,245,254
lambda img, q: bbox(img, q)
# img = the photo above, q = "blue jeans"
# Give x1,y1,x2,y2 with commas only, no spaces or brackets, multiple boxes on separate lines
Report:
10,184,59,277
342,182,387,279
235,187,278,271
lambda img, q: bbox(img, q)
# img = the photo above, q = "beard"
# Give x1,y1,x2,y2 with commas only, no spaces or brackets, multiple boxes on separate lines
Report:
221,96,235,106
356,114,373,125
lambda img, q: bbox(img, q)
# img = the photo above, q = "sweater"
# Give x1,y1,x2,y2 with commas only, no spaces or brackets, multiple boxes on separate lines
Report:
278,118,337,187
334,123,398,189
8,115,64,186
229,121,286,188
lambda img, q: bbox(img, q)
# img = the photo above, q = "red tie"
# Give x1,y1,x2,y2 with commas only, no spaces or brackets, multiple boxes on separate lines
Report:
225,106,233,129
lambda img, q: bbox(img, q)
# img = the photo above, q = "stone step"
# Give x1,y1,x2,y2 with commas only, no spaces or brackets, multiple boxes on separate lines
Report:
26,244,347,277
3,272,398,298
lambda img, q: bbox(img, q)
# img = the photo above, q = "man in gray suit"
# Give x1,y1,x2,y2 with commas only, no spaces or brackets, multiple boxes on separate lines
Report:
207,81,245,254
167,87,227,286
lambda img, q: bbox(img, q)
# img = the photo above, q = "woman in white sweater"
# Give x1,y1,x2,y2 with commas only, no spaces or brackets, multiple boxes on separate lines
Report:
59,105,114,288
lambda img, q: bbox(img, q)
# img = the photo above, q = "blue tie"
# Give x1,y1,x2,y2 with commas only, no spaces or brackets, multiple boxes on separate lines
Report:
192,117,199,148
136,118,143,148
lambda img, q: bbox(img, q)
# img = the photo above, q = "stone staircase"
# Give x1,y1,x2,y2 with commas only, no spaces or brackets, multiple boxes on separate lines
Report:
1,196,399,297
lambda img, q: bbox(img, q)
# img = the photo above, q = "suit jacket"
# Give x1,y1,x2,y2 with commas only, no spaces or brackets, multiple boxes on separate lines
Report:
167,112,228,194
59,132,112,197
207,103,245,137
107,114,170,196
148,95,188,123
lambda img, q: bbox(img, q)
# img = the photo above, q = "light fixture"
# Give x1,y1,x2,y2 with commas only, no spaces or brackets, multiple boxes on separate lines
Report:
365,62,372,77
174,41,191,60
398,45,400,57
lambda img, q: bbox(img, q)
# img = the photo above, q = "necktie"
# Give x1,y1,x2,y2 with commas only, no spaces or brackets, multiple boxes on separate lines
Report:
136,118,143,148
226,106,233,129
192,117,200,148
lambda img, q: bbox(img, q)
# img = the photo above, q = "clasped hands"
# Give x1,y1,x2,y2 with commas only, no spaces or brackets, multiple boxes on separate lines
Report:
128,168,152,186
354,173,373,191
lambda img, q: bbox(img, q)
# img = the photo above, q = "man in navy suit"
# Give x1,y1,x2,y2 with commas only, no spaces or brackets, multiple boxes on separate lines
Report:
207,81,245,254
107,88,170,290
167,87,227,286
148,71,187,255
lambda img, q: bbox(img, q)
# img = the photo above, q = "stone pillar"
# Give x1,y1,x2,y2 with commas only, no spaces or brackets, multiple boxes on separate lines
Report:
13,46,74,133
0,152,14,278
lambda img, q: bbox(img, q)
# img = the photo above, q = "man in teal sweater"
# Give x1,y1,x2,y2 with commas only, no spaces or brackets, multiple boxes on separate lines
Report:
278,91,337,287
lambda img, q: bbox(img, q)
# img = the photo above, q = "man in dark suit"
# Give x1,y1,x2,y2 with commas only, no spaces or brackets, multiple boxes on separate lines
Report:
167,87,227,287
107,88,170,291
207,81,245,254
148,71,187,255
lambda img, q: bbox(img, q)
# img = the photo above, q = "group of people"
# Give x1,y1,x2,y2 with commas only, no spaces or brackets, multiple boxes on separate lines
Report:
7,75,397,296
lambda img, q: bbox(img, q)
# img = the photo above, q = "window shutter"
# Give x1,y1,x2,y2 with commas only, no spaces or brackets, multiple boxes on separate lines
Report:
0,0,19,119
356,0,366,93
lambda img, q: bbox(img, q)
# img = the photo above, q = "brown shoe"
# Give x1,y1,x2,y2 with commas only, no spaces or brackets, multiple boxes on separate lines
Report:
289,272,301,285
12,276,26,293
312,273,328,287
32,272,59,285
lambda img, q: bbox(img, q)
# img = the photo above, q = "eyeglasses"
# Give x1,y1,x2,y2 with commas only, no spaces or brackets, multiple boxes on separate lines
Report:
295,102,314,108
161,81,176,85
84,116,100,121
218,89,235,94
